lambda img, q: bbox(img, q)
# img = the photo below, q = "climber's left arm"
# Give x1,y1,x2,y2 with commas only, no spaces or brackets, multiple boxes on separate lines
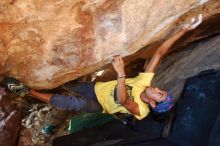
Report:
144,14,203,73
144,29,188,73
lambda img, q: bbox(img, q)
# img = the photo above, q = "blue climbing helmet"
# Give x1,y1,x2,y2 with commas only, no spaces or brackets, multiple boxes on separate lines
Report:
153,93,174,113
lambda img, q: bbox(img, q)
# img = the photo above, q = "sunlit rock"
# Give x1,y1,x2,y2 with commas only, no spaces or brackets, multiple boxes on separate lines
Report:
0,0,219,89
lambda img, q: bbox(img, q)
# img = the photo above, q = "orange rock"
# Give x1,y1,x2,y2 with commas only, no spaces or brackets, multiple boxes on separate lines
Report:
0,0,219,89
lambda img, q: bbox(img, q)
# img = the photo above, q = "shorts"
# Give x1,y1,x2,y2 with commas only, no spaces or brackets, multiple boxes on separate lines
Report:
50,82,102,112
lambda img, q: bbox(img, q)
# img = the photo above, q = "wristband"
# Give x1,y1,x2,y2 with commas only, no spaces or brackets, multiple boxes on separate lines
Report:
117,74,126,78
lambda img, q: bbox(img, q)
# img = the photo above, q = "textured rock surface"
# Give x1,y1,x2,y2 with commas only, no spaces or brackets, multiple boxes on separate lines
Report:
0,94,22,146
18,103,70,146
1,0,219,89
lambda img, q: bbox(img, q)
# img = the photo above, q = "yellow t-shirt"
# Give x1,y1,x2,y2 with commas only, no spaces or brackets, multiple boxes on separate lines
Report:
94,73,154,120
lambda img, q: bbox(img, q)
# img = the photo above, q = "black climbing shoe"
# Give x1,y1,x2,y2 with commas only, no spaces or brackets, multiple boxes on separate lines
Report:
3,77,30,97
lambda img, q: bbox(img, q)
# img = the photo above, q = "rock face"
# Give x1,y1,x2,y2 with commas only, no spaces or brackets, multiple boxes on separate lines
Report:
0,94,22,146
18,103,69,146
0,0,220,89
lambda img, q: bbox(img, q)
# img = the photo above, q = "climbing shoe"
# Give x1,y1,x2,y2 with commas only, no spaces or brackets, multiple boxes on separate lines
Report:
3,77,30,97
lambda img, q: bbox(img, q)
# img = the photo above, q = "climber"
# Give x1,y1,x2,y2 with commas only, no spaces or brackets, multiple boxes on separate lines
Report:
3,15,202,120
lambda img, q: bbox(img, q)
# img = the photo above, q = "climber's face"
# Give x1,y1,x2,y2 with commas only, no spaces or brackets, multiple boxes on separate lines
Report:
145,87,167,103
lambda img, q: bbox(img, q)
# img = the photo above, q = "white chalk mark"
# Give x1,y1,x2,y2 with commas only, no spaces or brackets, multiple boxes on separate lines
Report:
197,0,209,5
191,18,195,23
54,0,64,5
182,14,203,30
190,14,203,29
0,111,16,131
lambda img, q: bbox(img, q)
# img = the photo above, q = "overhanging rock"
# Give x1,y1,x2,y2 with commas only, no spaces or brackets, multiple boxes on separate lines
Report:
0,0,219,89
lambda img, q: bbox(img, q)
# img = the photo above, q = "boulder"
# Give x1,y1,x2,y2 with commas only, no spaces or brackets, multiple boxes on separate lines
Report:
0,94,22,146
0,0,219,89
